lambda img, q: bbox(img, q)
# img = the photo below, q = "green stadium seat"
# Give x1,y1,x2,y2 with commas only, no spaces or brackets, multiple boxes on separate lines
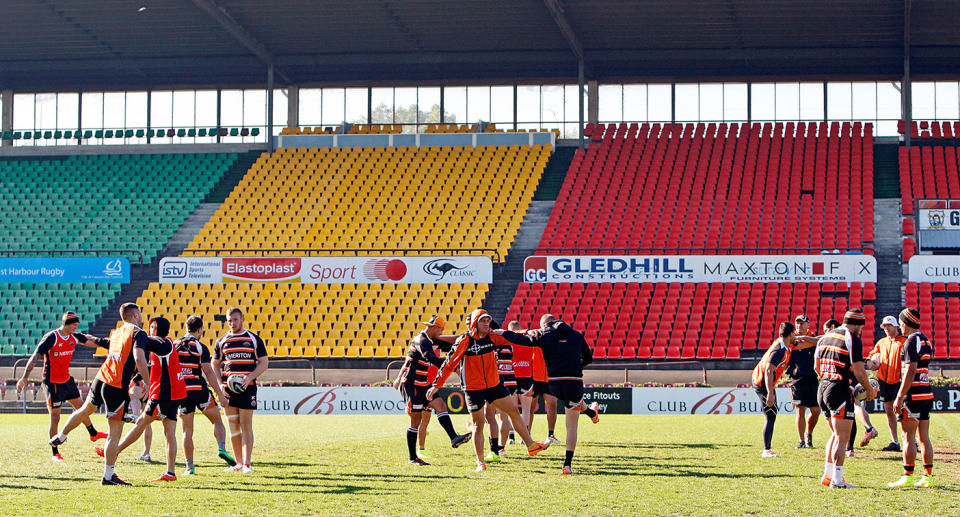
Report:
198,128,207,137
62,130,72,139
177,129,186,138
124,129,134,138
94,130,104,139
104,130,114,138
23,132,32,140
12,131,21,139
187,128,196,137
251,128,260,136
146,129,156,138
135,129,145,138
1,131,11,139
35,131,43,139
115,131,124,139
53,131,63,139
43,131,52,139
229,128,239,137
83,130,93,139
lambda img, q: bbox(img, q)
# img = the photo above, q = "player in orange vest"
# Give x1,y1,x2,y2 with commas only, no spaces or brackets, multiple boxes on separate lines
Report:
868,315,907,452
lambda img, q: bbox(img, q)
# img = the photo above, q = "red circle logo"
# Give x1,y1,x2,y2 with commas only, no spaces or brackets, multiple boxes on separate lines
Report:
385,259,407,281
363,259,408,282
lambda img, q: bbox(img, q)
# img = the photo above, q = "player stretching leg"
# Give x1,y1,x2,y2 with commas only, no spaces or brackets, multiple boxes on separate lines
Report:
17,311,108,461
888,308,935,488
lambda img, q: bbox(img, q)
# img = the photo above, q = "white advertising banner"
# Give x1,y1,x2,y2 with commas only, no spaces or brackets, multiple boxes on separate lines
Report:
631,387,796,415
523,255,876,283
255,386,406,415
159,256,493,284
918,207,960,230
908,255,960,282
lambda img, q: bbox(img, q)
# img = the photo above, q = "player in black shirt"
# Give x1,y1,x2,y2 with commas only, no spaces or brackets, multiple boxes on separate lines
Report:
786,315,821,449
888,308,935,488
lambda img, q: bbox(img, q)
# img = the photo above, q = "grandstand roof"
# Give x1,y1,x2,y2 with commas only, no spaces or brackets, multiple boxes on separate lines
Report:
2,0,958,91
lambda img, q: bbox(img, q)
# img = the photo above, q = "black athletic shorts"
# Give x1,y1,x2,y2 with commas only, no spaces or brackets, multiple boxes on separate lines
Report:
87,379,129,421
499,374,518,395
43,377,81,409
465,383,510,413
817,380,854,420
225,384,258,410
145,397,182,421
790,376,819,408
515,376,534,393
179,389,217,415
524,380,551,398
877,380,901,403
753,383,777,414
548,380,585,410
898,398,932,422
400,384,439,414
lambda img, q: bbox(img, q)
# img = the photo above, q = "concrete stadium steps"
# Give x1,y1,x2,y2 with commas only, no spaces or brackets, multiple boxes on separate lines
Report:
873,143,901,199
484,200,554,322
204,150,263,204
873,198,906,319
534,145,576,201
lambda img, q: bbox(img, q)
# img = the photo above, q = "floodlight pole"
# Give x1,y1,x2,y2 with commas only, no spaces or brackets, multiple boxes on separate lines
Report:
267,64,275,152
902,0,912,148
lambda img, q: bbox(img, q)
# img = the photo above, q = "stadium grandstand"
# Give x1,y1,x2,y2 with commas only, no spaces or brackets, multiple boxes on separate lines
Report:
3,0,960,393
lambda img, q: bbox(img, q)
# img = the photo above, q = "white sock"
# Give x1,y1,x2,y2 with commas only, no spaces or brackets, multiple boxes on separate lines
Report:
824,461,833,478
833,465,843,482
186,459,194,470
56,433,66,442
104,464,115,479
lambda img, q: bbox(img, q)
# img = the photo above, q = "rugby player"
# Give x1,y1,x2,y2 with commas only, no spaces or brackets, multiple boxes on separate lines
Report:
16,311,108,461
392,316,471,465
815,309,876,488
48,303,169,485
868,315,906,452
509,320,532,445
426,309,549,472
751,322,807,458
514,314,599,474
887,308,935,488
175,316,236,473
786,315,820,448
213,307,269,473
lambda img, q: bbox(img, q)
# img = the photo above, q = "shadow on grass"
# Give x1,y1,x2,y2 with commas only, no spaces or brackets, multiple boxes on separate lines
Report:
585,442,735,450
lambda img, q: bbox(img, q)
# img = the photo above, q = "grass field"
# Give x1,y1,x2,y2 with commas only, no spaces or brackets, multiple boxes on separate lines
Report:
0,413,958,516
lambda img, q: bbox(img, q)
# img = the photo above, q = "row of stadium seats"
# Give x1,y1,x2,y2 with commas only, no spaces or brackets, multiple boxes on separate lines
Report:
0,283,122,355
114,282,489,358
897,120,960,140
0,153,236,264
543,122,873,252
2,127,259,141
184,145,549,261
905,282,960,358
506,281,879,359
898,146,960,214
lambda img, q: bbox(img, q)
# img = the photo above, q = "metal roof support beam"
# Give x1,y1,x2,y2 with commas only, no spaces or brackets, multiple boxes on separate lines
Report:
189,0,291,84
267,64,275,152
903,0,912,148
543,0,588,69
578,58,585,148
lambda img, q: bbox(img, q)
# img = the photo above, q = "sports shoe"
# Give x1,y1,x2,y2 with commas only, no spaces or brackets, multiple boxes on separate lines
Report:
888,474,914,488
218,448,237,466
796,441,807,449
527,442,550,456
484,451,502,463
101,474,131,486
94,446,104,457
475,462,487,472
845,449,855,458
182,467,196,476
881,442,902,452
48,434,67,447
497,448,506,457
417,450,430,460
241,464,253,474
90,432,108,442
408,457,430,466
138,453,152,462
859,428,879,447
914,475,932,488
546,435,562,445
589,402,600,423
830,479,858,488
223,465,242,473
151,473,176,482
51,453,64,462
451,433,472,449
562,465,573,475
806,440,814,448
761,450,779,458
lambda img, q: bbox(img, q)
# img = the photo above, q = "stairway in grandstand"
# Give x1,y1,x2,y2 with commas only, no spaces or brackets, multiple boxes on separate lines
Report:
871,142,905,324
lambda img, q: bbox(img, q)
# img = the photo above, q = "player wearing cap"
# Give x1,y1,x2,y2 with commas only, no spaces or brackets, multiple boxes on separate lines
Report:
393,316,472,465
815,308,876,488
888,308,935,488
868,315,906,452
751,322,805,458
49,302,170,485
213,307,268,474
786,315,821,449
426,309,549,472
16,311,109,461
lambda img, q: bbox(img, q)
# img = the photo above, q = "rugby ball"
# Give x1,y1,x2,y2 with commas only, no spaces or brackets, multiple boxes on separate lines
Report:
226,374,246,394
853,379,879,402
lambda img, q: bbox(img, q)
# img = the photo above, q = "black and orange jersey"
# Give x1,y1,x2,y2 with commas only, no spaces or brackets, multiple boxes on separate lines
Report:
213,329,267,384
36,329,105,384
399,332,444,388
495,341,514,376
814,326,864,384
870,335,906,384
433,309,529,391
752,338,792,387
148,337,187,401
901,332,934,401
532,347,548,382
512,342,533,378
174,334,210,393
96,323,168,389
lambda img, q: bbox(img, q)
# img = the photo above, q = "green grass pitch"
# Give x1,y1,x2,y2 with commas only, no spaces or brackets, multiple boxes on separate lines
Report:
0,413,958,516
